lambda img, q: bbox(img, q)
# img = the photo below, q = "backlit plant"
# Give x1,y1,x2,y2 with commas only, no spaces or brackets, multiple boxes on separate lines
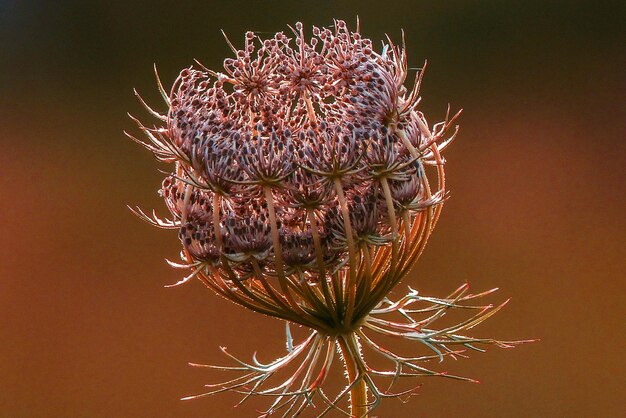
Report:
129,19,524,417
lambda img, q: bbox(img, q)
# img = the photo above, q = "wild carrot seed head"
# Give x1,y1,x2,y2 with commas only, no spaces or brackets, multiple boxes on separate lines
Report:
128,22,531,417
131,20,459,331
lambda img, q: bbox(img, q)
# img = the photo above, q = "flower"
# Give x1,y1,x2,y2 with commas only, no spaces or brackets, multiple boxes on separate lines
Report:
129,19,526,417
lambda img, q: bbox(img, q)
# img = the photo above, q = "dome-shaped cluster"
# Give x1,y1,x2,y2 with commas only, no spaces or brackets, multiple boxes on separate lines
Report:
130,20,459,331
128,21,529,418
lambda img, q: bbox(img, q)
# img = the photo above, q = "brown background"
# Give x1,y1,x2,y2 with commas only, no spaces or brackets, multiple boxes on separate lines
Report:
1,1,624,417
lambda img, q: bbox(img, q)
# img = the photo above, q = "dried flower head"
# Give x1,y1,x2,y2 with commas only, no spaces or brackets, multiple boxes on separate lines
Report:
129,19,527,417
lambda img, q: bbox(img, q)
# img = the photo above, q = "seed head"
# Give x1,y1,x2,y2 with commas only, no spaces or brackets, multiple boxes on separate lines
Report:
130,20,459,320
127,20,525,417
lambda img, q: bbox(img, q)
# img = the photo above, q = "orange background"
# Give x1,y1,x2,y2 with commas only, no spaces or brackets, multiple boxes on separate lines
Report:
1,1,624,417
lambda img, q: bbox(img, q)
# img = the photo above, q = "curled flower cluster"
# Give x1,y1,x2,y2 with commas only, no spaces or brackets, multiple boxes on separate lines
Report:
130,20,521,418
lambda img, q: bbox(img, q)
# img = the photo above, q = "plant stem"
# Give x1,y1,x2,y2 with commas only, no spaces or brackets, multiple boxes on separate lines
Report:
338,336,368,418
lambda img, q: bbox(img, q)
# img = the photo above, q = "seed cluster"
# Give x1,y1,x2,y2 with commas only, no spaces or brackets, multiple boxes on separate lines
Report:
131,20,458,330
128,22,528,417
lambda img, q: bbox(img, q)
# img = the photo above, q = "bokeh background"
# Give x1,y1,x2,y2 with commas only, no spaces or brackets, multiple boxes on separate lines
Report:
1,1,624,417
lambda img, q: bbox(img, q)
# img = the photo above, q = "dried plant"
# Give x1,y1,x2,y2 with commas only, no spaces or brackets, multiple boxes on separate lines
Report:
128,19,528,417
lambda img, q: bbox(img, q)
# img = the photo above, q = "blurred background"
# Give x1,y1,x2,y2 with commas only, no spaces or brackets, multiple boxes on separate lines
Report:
1,1,624,416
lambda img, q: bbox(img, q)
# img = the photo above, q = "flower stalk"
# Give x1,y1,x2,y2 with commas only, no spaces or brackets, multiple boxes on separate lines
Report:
337,335,369,418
